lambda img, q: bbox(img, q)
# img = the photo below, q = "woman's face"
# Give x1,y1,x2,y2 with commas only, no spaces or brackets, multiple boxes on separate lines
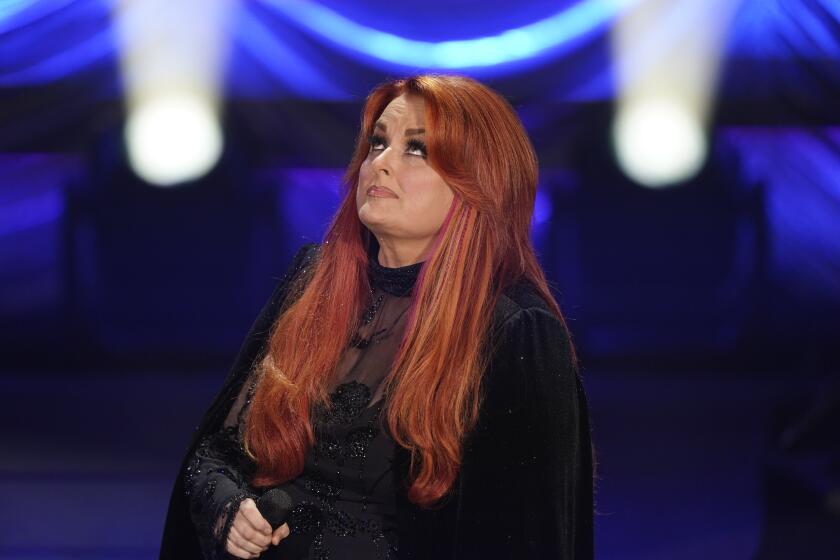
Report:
356,93,455,252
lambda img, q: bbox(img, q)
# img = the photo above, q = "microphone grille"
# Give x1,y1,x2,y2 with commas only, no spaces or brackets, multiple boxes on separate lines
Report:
256,488,294,529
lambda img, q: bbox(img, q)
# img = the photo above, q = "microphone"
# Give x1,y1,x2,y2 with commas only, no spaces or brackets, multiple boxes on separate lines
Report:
256,488,294,530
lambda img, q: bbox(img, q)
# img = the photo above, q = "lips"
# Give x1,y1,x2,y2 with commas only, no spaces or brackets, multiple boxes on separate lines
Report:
366,185,398,198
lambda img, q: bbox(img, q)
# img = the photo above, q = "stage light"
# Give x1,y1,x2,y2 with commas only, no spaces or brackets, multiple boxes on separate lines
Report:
112,0,234,187
262,0,639,70
612,95,706,188
125,93,223,187
0,0,36,24
610,0,739,188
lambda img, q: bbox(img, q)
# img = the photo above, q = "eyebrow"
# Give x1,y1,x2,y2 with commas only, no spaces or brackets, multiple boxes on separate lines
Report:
374,121,425,136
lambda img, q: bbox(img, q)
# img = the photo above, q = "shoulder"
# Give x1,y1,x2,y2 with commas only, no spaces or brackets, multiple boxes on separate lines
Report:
490,279,565,339
486,280,578,391
271,242,320,299
473,280,581,433
289,242,321,272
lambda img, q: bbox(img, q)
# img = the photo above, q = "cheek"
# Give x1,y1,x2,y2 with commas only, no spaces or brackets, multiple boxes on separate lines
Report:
356,163,372,203
408,176,453,224
435,186,455,222
358,160,372,181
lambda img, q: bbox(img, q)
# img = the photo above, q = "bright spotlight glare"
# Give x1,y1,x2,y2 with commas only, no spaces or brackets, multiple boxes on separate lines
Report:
613,97,706,188
125,93,223,187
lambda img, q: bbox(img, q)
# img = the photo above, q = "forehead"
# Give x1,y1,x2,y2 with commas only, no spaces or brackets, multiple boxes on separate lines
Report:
377,93,425,127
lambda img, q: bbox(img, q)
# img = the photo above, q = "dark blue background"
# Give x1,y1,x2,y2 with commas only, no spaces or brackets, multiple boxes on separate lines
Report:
0,0,838,557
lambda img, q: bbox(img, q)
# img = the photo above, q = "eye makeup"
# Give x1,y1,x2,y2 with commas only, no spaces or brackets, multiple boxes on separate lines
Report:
405,138,428,157
368,133,386,149
367,133,428,158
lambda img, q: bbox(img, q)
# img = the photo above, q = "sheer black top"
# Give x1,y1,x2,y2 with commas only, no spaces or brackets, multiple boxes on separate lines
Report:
182,252,423,559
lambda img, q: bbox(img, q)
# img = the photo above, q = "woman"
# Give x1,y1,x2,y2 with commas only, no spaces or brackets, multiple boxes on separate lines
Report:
160,74,596,559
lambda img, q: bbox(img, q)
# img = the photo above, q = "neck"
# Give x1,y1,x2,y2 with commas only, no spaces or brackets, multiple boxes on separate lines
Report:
375,237,433,268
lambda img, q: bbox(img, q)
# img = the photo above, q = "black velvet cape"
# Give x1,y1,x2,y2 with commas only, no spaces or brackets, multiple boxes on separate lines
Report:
160,243,595,559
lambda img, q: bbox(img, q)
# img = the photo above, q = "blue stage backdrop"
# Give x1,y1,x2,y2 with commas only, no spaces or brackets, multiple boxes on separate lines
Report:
0,0,838,369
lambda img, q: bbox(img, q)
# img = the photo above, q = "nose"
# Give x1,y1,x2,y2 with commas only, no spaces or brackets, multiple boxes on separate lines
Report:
372,145,393,175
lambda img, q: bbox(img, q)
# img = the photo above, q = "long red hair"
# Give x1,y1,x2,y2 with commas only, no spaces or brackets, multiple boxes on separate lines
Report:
245,74,574,508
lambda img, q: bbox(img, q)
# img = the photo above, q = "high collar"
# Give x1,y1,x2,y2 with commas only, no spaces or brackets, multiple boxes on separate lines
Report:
367,256,423,297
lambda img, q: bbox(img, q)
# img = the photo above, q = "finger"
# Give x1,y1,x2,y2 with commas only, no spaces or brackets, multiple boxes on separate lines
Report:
234,521,271,549
240,500,273,536
236,503,272,547
231,525,266,555
272,522,291,544
226,538,257,559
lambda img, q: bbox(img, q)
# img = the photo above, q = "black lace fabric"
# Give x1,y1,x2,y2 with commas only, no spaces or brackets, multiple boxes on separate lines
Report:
183,253,422,559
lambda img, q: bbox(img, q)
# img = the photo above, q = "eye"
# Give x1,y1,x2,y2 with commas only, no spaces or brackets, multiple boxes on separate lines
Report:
406,138,428,158
366,133,428,159
368,133,386,152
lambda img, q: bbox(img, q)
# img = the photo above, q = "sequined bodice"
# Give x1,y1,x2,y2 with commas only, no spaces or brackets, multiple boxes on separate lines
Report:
276,381,394,559
270,253,424,559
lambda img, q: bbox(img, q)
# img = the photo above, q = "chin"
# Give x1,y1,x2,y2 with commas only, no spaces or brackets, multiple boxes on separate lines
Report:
358,209,386,231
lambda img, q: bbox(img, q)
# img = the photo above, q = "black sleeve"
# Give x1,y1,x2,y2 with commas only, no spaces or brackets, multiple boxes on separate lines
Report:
454,306,595,559
160,242,319,560
182,424,258,560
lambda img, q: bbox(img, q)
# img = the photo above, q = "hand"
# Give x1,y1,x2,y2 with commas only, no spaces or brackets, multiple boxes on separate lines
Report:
225,498,291,559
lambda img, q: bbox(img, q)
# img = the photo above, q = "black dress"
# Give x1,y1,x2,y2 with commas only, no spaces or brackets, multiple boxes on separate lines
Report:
182,250,423,559
163,242,595,560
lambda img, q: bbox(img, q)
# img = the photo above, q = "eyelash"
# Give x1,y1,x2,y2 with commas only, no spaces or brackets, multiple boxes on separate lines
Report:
367,133,428,158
